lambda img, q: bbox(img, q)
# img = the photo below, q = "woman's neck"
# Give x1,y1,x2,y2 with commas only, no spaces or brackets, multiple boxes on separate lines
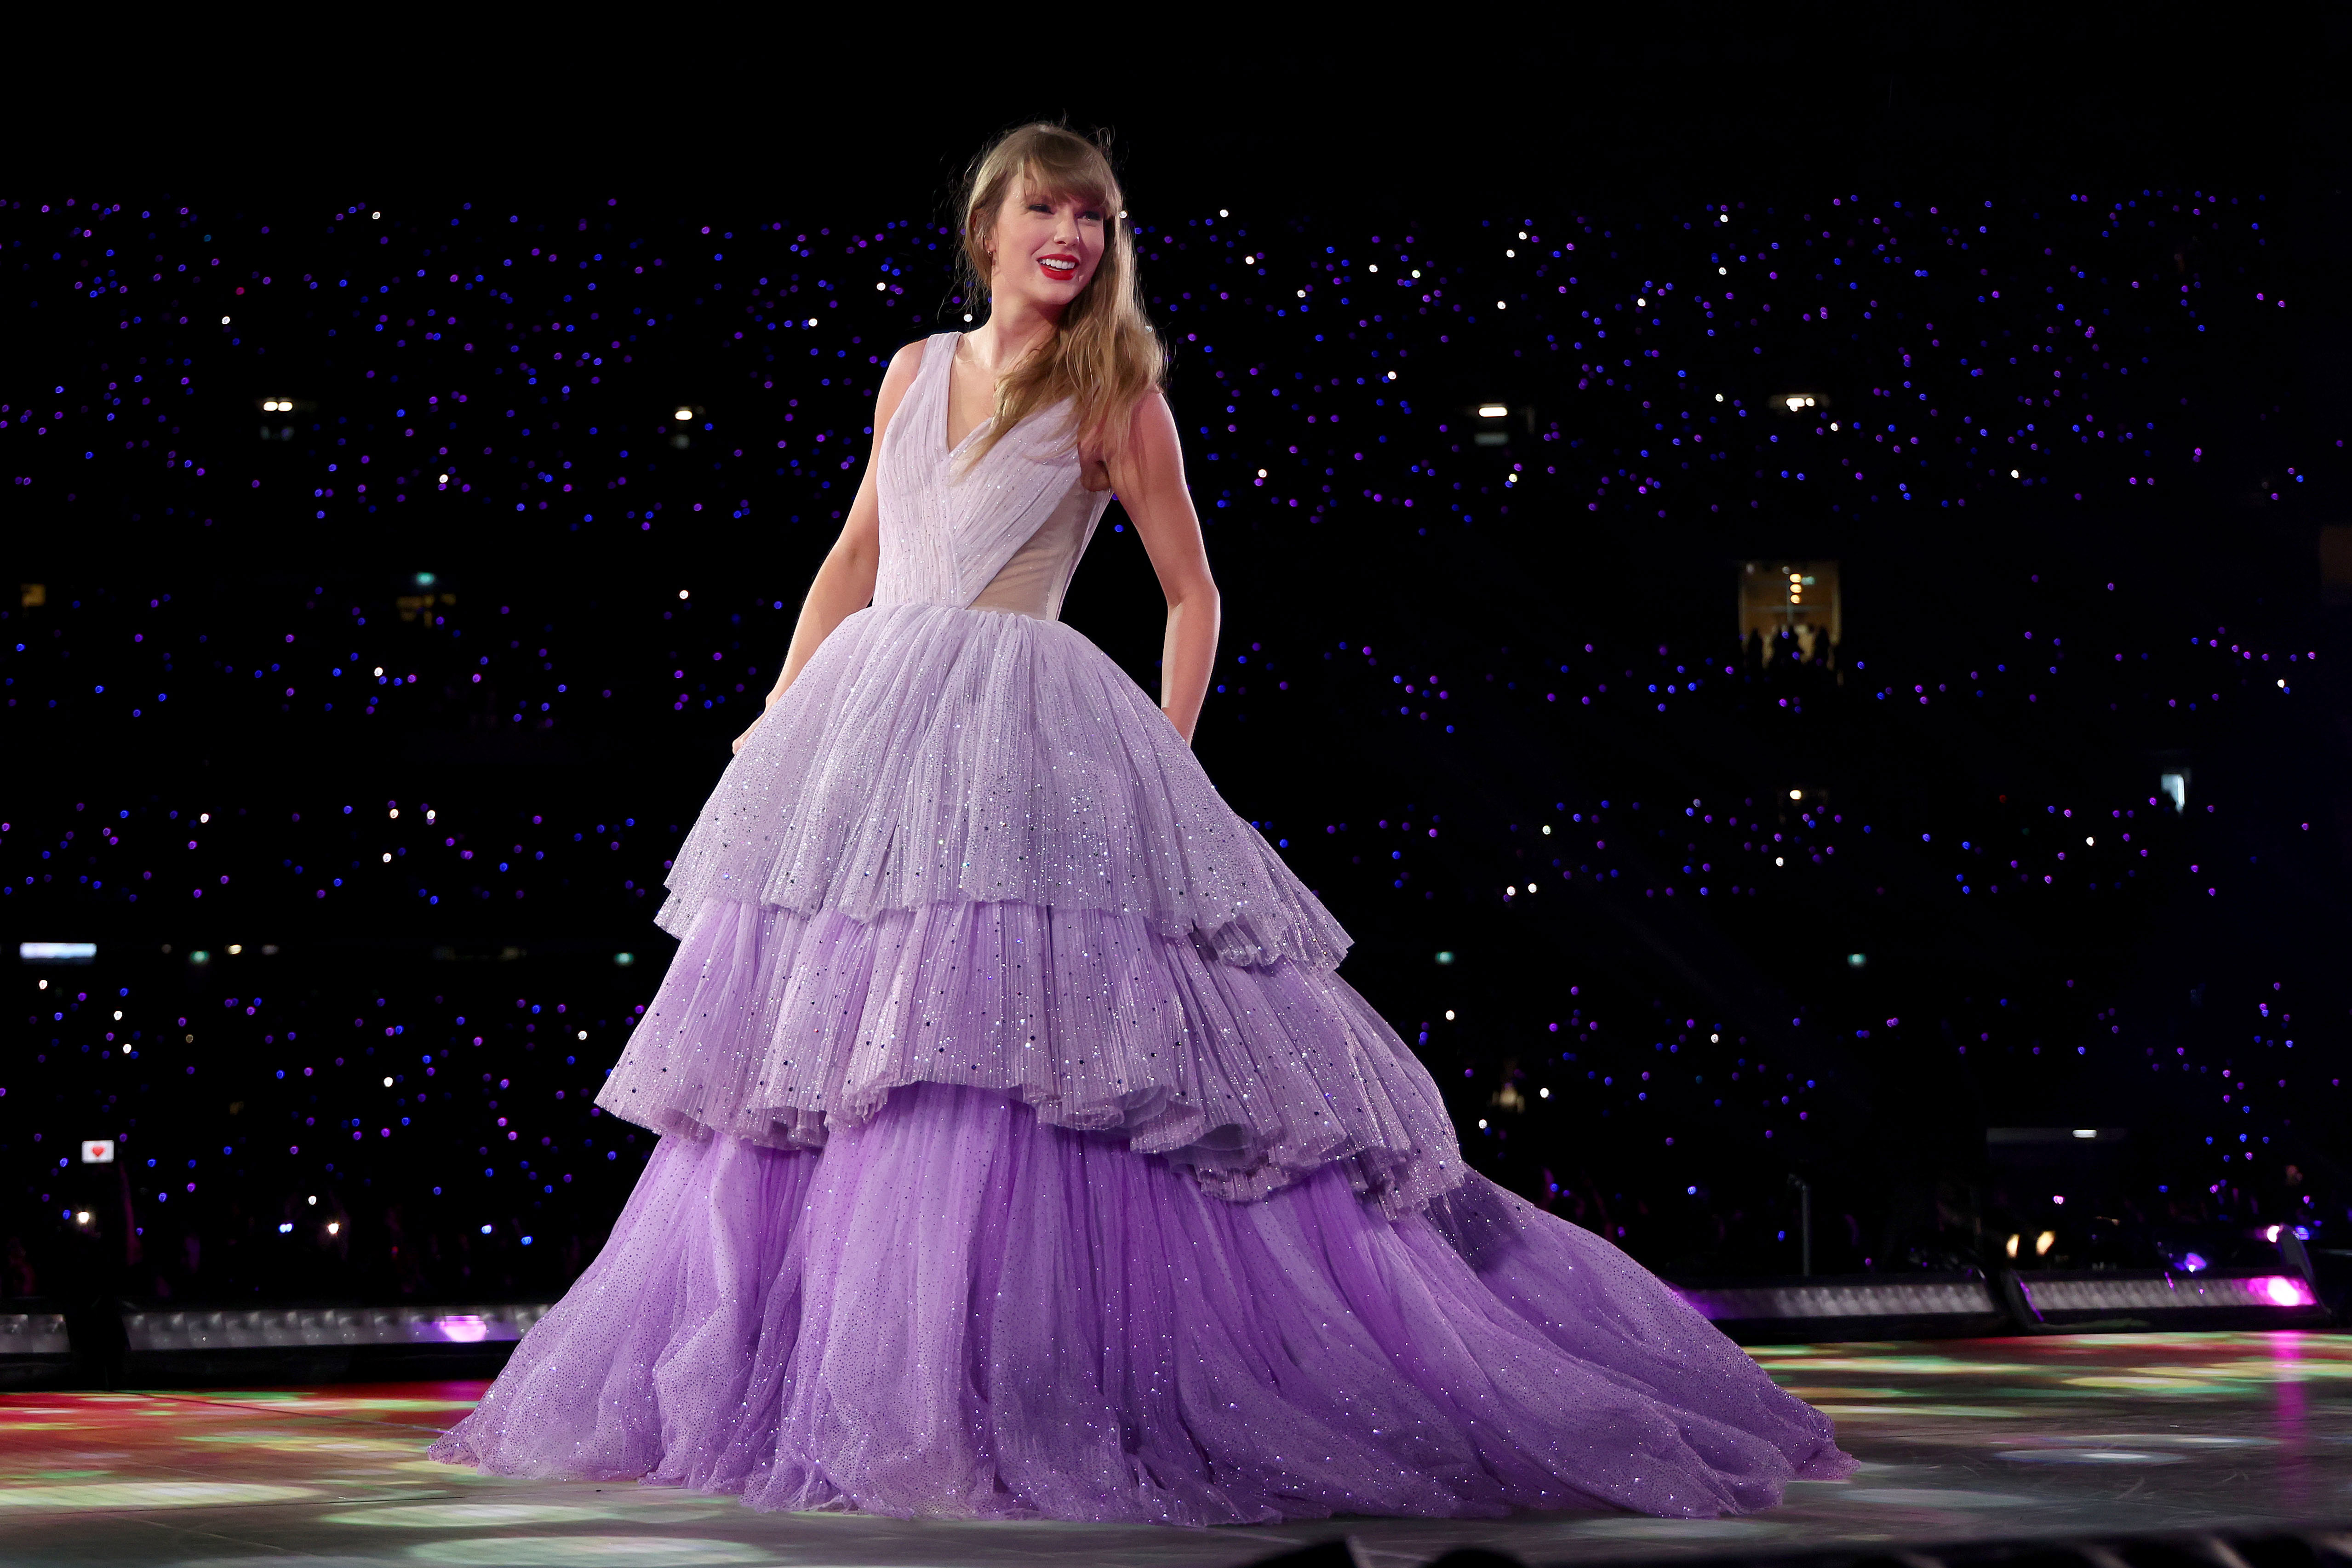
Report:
967,293,1059,376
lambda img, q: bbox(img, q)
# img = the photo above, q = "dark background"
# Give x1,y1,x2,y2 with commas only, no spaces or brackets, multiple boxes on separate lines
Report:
4,14,2349,1312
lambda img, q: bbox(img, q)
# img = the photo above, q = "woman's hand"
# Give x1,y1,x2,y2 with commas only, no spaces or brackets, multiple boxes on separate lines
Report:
731,711,764,755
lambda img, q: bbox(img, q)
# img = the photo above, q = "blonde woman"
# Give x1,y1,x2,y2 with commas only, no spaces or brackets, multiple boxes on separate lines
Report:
434,122,1850,1523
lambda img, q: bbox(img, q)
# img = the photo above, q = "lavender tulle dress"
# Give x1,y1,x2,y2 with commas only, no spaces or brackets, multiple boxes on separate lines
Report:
429,332,1853,1522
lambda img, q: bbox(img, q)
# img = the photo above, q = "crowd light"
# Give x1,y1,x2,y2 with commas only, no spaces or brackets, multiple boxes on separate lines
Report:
0,180,2326,1303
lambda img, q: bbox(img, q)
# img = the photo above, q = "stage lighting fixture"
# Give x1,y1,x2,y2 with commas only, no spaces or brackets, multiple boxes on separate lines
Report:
2036,1230,2057,1256
1673,1276,2006,1333
1477,405,1508,418
1847,953,1866,968
674,407,693,421
2160,771,2189,812
20,941,96,964
120,1303,554,1353
2016,1272,2319,1318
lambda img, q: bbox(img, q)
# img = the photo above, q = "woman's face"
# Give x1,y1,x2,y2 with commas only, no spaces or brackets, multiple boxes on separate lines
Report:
986,181,1106,316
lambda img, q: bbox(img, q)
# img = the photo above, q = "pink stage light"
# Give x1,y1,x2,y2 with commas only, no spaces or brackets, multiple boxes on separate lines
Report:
431,1315,490,1343
2255,1276,2315,1308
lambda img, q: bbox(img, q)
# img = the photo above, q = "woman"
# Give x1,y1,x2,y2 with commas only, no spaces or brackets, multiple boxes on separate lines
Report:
431,122,1852,1524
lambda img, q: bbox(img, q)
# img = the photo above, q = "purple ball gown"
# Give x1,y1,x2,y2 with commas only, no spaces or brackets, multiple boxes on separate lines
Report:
429,332,1853,1522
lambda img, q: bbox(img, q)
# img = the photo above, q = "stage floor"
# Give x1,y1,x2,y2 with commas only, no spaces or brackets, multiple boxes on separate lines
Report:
3,1331,2347,1568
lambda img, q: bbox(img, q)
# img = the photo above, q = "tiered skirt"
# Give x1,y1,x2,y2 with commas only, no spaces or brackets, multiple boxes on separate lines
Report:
430,602,1851,1521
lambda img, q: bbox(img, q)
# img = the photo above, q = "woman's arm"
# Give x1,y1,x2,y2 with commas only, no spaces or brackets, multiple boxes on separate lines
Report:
1107,391,1220,746
733,342,924,754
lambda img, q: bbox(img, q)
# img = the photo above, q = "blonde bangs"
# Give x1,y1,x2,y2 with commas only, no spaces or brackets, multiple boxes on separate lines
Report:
956,123,1166,473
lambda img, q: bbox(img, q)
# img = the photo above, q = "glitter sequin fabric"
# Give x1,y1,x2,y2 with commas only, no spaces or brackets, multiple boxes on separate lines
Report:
431,334,1854,1519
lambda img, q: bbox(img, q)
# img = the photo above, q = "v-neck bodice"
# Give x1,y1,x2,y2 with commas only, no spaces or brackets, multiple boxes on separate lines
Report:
873,332,1111,620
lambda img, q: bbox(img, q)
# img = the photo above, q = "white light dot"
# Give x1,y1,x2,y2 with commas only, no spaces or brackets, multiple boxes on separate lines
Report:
1444,1009,1456,1021
678,589,689,600
1218,208,1229,217
382,1076,394,1087
673,407,692,420
221,315,231,325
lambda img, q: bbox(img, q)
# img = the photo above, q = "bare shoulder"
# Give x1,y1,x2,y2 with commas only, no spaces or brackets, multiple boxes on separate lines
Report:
870,337,935,435
881,337,932,391
1125,388,1180,452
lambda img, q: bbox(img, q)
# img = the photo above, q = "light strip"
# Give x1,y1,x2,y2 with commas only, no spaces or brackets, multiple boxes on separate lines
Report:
2023,1273,2316,1314
0,1314,72,1356
122,1304,553,1351
1674,1281,2001,1321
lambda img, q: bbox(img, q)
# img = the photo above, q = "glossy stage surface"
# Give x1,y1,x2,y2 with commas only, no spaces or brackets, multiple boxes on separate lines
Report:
4,1332,2347,1568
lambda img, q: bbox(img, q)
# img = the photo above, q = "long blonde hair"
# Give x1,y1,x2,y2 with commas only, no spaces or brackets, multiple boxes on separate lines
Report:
956,122,1164,470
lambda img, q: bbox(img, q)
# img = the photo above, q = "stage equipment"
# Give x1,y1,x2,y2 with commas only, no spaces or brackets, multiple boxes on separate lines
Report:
0,1311,73,1388
112,1302,554,1386
1671,1274,2010,1343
